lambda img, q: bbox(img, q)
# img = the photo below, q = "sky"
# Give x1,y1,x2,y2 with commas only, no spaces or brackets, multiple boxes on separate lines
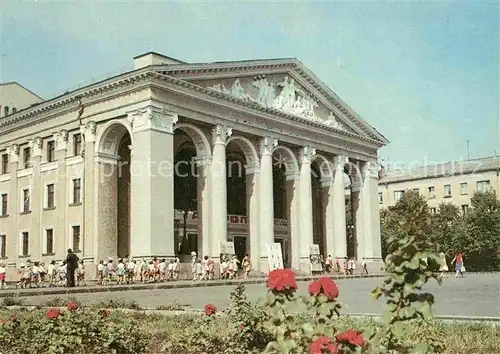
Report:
1,0,498,167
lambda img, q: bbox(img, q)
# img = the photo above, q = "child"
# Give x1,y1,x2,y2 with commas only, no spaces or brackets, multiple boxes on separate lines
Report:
221,257,229,280
116,259,126,284
127,259,136,284
159,259,167,281
0,262,6,289
31,262,41,287
194,259,203,281
57,261,67,287
47,260,56,287
97,260,104,285
107,260,115,283
208,257,215,280
202,256,210,280
190,252,197,281
101,260,108,285
242,254,251,279
77,260,86,286
166,260,174,281
173,257,180,281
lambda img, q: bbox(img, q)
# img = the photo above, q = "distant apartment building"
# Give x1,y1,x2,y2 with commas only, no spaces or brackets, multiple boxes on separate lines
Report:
378,156,500,214
0,82,44,118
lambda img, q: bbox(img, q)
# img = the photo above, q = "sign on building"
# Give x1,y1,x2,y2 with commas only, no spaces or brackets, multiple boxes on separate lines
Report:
266,242,284,272
308,244,323,272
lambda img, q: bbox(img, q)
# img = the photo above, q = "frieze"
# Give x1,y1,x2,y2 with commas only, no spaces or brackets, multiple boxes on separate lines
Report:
259,136,278,156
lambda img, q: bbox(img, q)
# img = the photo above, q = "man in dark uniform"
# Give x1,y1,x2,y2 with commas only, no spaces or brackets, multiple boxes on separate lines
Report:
66,249,79,287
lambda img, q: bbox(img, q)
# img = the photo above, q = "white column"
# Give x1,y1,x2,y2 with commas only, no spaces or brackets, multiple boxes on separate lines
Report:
259,136,277,271
333,155,348,259
245,164,260,272
80,121,96,259
196,157,211,258
211,124,232,260
298,146,316,274
286,175,300,269
323,178,335,258
129,106,177,259
353,172,364,260
28,137,42,260
361,161,382,262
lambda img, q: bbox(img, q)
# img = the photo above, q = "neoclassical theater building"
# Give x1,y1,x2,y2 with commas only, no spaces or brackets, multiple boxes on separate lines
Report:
0,52,388,276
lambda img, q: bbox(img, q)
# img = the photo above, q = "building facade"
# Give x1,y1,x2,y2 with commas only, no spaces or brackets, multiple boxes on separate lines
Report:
0,52,388,277
0,82,44,118
378,156,500,213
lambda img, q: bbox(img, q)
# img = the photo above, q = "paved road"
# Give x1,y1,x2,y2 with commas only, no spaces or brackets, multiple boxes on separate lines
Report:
16,274,500,318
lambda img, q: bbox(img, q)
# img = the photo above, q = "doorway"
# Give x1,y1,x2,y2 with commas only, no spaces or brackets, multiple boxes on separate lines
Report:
233,235,247,263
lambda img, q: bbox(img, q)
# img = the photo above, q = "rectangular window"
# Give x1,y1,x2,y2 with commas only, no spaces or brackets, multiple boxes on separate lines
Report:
412,188,420,195
45,229,54,254
73,178,81,204
430,207,436,214
21,232,29,256
461,204,468,215
47,184,55,208
22,189,30,212
23,147,31,169
444,184,452,198
47,141,55,162
72,225,81,252
1,154,8,174
0,234,6,258
1,193,7,216
378,192,383,204
477,180,491,193
73,134,82,156
428,186,435,199
394,190,404,202
460,183,468,195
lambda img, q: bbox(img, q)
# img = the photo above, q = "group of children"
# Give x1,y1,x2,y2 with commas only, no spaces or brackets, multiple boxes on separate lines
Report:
190,252,252,281
97,257,181,285
324,255,367,275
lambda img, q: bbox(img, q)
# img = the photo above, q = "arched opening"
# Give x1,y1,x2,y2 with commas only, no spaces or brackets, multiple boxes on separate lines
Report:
117,134,131,259
173,131,198,257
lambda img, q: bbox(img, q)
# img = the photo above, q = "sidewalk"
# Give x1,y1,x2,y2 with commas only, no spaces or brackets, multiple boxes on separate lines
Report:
0,273,384,298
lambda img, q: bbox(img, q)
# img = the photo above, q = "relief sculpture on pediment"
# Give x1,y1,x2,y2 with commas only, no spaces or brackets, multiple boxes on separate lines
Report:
207,75,344,131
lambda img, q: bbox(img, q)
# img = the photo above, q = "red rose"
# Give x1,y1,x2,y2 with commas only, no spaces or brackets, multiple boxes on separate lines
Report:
239,323,245,330
46,308,61,320
309,277,339,300
0,320,7,326
99,309,110,318
310,336,338,354
67,301,79,311
266,269,298,292
319,277,339,300
336,329,365,347
204,303,217,316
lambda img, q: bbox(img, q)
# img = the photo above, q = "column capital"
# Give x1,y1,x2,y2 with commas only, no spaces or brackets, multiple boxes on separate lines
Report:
259,136,278,156
54,129,69,151
128,106,178,134
28,137,43,157
7,144,20,163
212,124,232,145
299,145,316,164
80,121,97,142
363,160,380,179
333,154,349,169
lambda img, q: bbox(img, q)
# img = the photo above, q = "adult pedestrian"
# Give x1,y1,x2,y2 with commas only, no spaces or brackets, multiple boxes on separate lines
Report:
66,249,79,287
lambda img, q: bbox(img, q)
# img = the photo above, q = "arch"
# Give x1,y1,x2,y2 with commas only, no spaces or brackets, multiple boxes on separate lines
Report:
226,135,259,170
311,154,334,182
174,123,211,158
97,120,133,155
272,145,299,176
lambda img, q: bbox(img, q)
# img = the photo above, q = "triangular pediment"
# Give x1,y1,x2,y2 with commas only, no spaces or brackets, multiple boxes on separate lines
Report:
153,59,388,145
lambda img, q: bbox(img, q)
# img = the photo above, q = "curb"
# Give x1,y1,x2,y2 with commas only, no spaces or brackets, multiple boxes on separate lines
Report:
0,273,384,298
344,312,500,323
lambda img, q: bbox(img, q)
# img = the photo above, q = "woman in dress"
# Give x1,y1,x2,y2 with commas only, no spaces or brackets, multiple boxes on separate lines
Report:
451,250,465,277
242,253,251,279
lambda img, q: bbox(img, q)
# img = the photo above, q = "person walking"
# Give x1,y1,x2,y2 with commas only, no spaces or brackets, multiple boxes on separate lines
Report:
451,250,465,278
362,257,368,274
65,249,79,287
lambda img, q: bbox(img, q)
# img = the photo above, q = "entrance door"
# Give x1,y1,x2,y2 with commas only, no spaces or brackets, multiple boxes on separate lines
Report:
233,235,246,263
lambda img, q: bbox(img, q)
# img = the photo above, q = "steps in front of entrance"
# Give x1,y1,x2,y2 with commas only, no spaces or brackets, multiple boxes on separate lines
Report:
0,273,385,298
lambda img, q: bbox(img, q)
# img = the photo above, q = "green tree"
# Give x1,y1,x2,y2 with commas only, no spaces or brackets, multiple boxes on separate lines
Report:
380,190,433,259
431,202,467,261
463,191,500,271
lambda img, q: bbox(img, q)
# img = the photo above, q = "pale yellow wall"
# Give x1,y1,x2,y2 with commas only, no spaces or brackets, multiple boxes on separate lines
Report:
0,83,43,118
378,170,499,210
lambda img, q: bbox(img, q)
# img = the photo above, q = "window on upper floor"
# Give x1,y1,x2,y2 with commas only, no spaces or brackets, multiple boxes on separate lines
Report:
1,194,7,216
378,192,383,204
22,189,30,213
23,147,31,169
3,106,9,116
46,184,55,209
477,180,491,193
461,204,469,215
444,184,452,198
460,182,468,195
45,229,54,255
21,231,29,256
430,207,436,214
47,141,55,162
73,134,82,157
1,154,8,174
412,188,420,195
12,107,17,113
0,234,6,258
428,186,435,199
72,225,81,253
72,178,81,204
394,190,405,202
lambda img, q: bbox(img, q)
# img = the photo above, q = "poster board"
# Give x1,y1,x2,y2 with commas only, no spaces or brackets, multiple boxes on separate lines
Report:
308,244,323,272
266,242,284,272
219,241,235,262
